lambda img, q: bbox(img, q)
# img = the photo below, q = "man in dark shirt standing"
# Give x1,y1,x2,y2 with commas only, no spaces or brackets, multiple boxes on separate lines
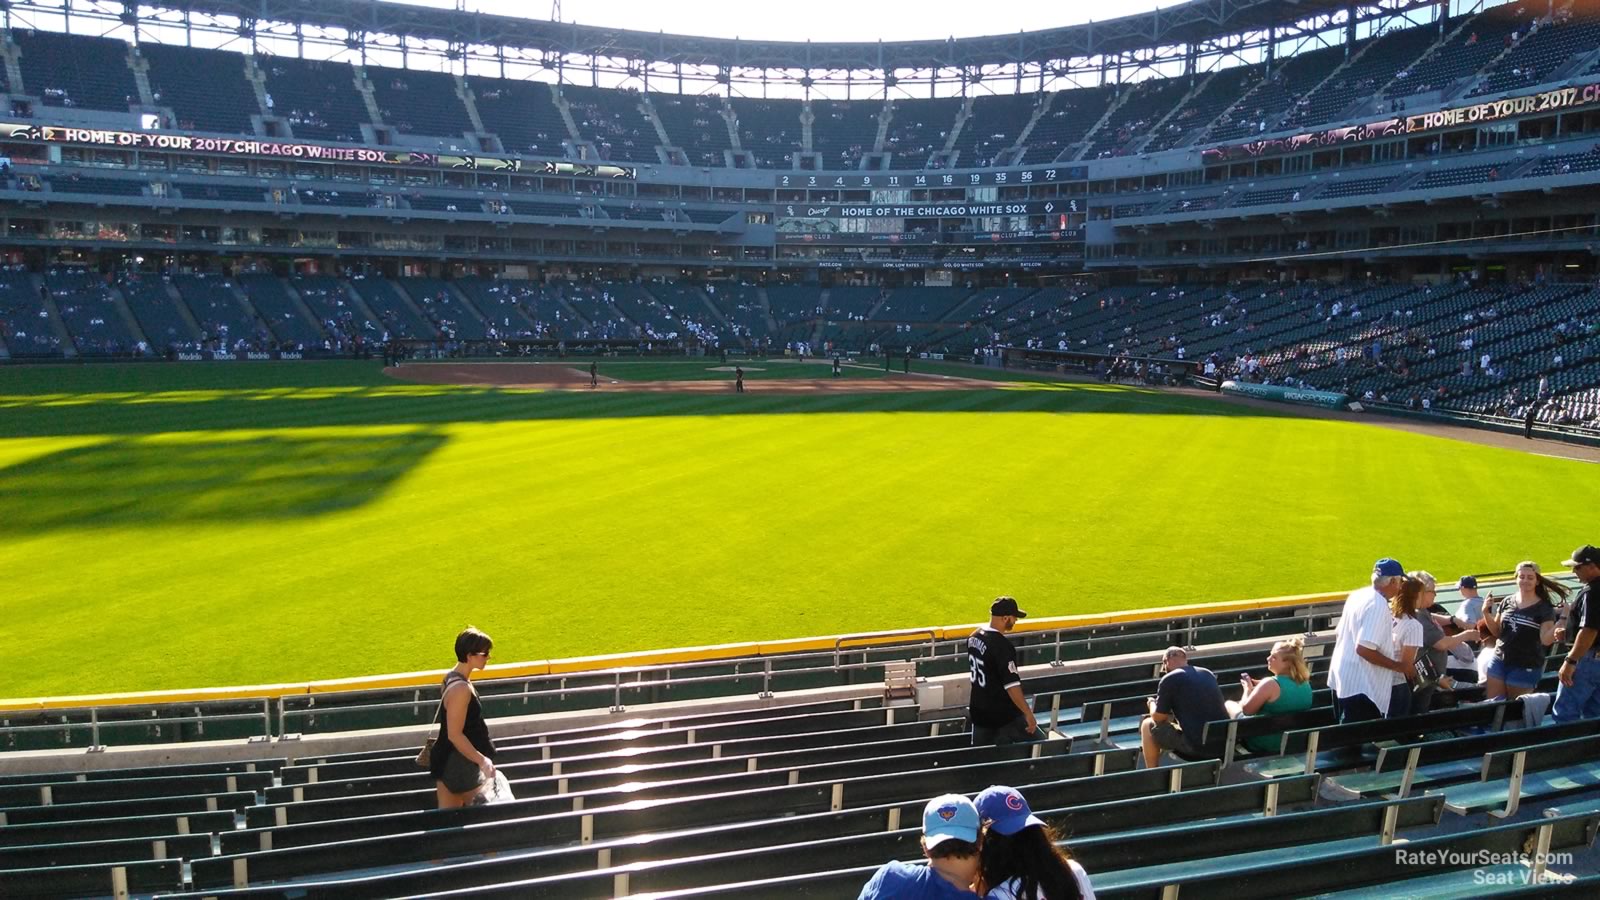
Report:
1553,544,1600,722
1139,647,1229,768
967,596,1039,745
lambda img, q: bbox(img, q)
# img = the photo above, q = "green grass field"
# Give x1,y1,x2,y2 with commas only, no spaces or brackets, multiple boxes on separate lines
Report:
2,358,1596,699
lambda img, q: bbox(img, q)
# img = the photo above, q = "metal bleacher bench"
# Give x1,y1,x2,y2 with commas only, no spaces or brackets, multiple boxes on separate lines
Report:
1442,732,1600,818
1326,717,1600,801
1244,698,1526,778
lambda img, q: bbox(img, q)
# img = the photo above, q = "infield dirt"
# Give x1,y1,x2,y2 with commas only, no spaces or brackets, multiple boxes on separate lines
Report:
387,361,1003,393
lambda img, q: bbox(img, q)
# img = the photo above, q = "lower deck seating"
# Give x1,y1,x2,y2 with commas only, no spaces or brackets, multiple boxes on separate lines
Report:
172,273,269,351
6,584,1598,899
236,274,324,348
46,270,140,355
118,275,199,350
292,276,383,350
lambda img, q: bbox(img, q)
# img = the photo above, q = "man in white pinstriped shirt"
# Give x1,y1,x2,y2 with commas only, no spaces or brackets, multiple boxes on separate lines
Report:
1327,558,1415,722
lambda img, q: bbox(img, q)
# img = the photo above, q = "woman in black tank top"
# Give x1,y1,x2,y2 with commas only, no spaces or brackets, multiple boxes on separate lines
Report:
432,626,498,808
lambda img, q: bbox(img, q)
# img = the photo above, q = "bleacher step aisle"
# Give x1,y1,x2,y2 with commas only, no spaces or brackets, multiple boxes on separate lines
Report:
31,274,78,357
104,285,150,349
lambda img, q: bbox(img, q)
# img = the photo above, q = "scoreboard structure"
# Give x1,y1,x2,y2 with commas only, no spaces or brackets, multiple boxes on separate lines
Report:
773,165,1089,269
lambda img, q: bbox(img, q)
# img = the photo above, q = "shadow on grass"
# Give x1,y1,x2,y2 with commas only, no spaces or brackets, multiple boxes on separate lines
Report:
0,382,1298,440
0,431,447,531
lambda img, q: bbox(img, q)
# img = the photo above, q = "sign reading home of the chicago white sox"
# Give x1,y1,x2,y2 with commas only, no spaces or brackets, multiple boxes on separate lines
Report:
783,201,1062,218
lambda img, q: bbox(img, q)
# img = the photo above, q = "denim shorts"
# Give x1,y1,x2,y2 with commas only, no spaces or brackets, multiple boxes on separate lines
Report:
1486,654,1542,690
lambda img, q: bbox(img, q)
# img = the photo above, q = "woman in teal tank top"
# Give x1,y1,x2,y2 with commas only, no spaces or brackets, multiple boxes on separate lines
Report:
1224,636,1315,753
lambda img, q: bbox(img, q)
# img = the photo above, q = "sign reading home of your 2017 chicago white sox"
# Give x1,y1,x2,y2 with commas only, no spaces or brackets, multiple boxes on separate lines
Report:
782,201,1068,218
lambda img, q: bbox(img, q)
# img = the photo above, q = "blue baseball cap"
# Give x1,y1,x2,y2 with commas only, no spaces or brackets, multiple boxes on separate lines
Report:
1457,575,1478,589
922,794,980,848
975,785,1046,836
1374,558,1405,578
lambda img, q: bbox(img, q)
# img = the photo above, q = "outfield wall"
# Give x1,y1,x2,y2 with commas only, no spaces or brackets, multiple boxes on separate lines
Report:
0,589,1351,712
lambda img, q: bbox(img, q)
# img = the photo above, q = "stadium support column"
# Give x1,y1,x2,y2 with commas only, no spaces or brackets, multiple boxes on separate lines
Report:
1345,6,1357,55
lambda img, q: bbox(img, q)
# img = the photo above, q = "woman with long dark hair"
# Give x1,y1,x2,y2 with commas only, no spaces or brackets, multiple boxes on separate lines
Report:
974,786,1093,900
1483,561,1569,700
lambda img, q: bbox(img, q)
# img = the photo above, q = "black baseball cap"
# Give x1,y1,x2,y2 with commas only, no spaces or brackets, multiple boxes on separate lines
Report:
991,596,1027,618
1563,545,1600,568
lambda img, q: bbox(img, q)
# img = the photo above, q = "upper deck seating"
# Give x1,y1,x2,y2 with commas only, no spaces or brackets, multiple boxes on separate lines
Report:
730,98,803,169
259,57,368,143
1203,43,1347,143
1384,7,1521,100
141,43,258,134
1144,66,1263,152
653,93,731,167
564,85,659,163
1026,86,1119,163
1085,79,1192,159
1470,11,1600,97
883,97,962,167
954,93,1037,167
14,30,137,112
809,100,883,170
469,78,570,157
368,67,474,140
1285,26,1437,128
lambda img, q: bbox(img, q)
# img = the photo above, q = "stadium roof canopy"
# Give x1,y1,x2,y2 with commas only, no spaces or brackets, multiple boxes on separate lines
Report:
121,0,1439,69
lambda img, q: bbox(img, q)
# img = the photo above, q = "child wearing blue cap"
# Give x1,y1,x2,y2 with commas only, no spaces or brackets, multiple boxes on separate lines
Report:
858,794,984,898
974,785,1095,900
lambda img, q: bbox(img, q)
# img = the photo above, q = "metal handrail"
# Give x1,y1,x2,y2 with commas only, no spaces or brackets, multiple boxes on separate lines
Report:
3,599,1366,751
832,630,939,669
1,703,272,752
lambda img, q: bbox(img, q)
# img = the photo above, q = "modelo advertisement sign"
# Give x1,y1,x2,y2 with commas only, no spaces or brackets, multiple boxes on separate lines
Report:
175,350,304,361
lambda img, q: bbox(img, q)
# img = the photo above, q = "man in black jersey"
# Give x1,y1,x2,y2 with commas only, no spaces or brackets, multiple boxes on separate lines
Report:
967,596,1039,745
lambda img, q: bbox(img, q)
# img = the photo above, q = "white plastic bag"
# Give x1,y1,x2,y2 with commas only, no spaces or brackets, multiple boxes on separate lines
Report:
477,770,515,805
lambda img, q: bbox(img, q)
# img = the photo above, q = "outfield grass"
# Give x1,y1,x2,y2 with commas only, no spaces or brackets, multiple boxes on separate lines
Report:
2,360,1596,698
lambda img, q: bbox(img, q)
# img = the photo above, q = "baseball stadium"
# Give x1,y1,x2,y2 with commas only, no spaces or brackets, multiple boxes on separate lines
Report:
3,0,1600,895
